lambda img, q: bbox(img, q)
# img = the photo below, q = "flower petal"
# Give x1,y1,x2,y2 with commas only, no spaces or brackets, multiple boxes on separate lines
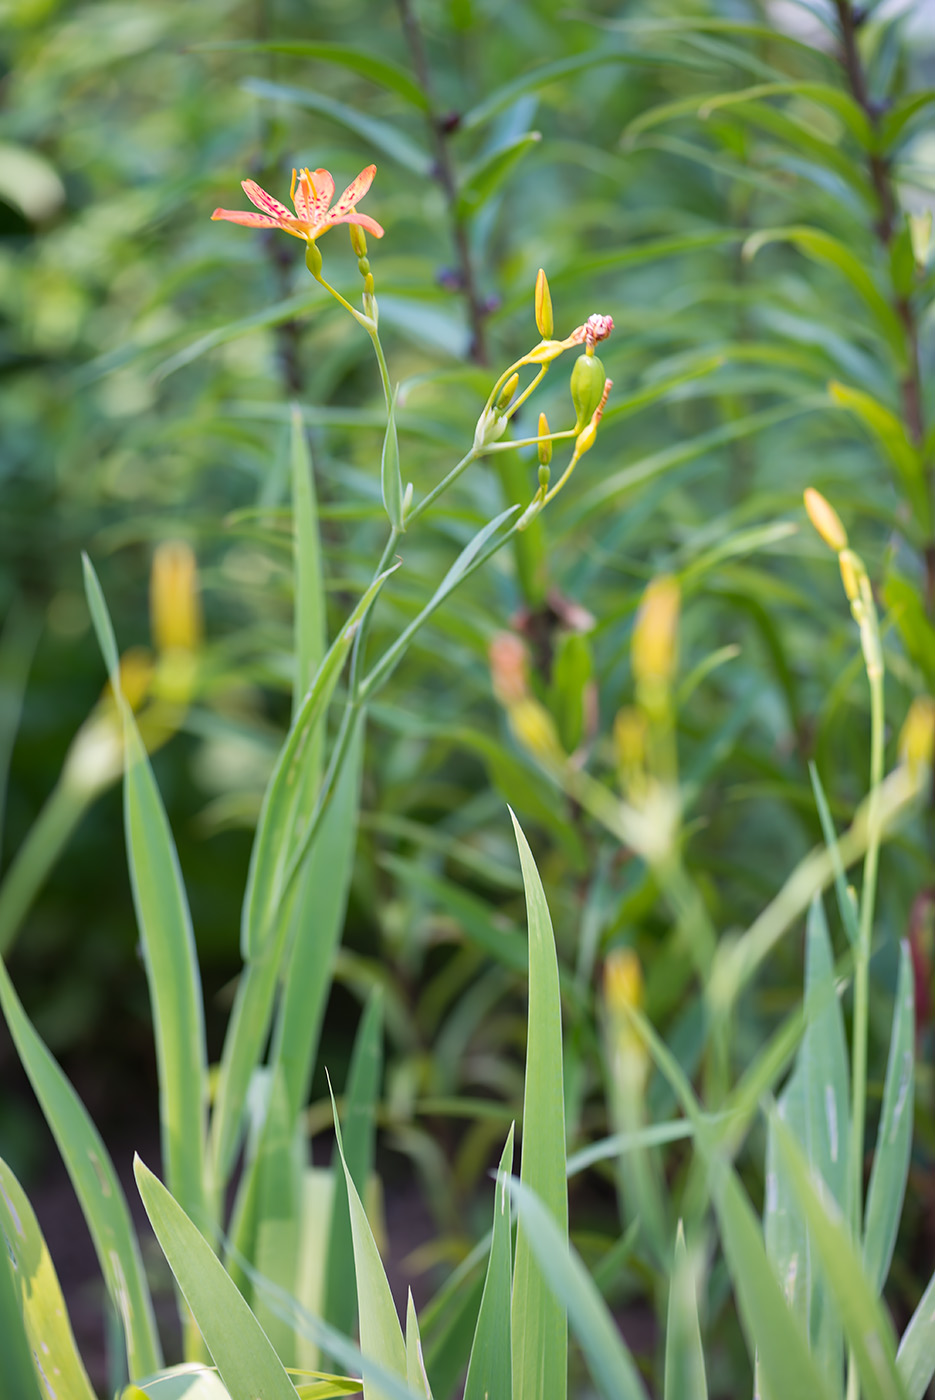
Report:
329,211,385,239
241,179,291,221
297,168,334,220
331,164,376,218
211,207,282,228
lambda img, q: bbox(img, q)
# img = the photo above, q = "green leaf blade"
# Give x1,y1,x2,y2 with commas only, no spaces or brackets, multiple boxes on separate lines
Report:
509,810,567,1400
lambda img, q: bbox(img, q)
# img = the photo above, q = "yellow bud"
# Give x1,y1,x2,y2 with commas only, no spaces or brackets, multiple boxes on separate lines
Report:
838,548,862,603
150,541,202,654
613,706,647,793
349,223,368,258
112,647,155,712
535,268,553,339
632,576,680,687
537,411,552,466
508,697,563,762
496,372,520,412
900,696,935,776
603,948,643,1015
804,488,848,553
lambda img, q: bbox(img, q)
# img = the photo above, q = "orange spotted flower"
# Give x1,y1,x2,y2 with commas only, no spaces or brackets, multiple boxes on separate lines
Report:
212,165,384,244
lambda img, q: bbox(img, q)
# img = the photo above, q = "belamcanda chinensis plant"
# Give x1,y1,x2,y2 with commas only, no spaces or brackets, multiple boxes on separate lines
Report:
6,14,935,1390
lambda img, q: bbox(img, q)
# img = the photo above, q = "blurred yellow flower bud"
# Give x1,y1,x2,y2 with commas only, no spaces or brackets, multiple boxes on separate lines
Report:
632,576,680,688
604,947,643,1015
490,632,529,706
150,541,202,654
537,411,552,467
613,706,648,797
838,548,862,603
900,696,935,778
535,268,553,339
508,697,563,763
114,647,155,712
804,488,848,553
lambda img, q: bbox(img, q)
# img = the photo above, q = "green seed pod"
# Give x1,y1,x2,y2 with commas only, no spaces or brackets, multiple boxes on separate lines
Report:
358,256,371,277
570,351,606,433
306,240,323,277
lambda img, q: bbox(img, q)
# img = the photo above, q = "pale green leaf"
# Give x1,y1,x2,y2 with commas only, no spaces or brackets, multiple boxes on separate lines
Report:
328,1080,407,1400
863,943,915,1294
0,1155,96,1400
463,1125,514,1400
664,1222,707,1400
506,1178,648,1400
509,810,567,1400
772,1119,910,1400
134,1158,299,1400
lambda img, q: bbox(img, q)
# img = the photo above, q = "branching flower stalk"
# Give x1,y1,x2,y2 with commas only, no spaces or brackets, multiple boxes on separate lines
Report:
212,180,617,942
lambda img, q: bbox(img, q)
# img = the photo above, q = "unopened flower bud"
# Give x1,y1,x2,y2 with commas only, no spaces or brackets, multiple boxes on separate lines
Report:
535,268,553,339
804,488,848,553
496,373,520,413
473,406,508,451
357,256,371,277
508,697,563,762
490,633,529,706
633,576,680,688
571,352,606,433
537,411,552,466
349,224,368,258
306,241,323,277
838,548,861,603
900,696,935,777
538,463,550,490
150,542,202,654
604,947,643,1015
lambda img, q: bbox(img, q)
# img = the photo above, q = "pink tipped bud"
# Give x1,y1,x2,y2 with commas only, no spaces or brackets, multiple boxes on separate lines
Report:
804,488,848,553
535,268,553,339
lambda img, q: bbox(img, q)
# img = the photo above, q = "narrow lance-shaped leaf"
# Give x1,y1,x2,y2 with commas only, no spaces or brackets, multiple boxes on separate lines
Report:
406,1293,433,1400
134,1157,299,1400
323,987,384,1345
83,555,209,1232
664,1222,707,1400
463,1125,514,1400
455,132,542,219
772,1117,910,1400
241,561,398,961
863,942,915,1294
123,714,209,1232
0,1155,93,1400
0,957,162,1378
506,1178,649,1400
897,1262,935,1399
327,1078,407,1400
509,810,567,1400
